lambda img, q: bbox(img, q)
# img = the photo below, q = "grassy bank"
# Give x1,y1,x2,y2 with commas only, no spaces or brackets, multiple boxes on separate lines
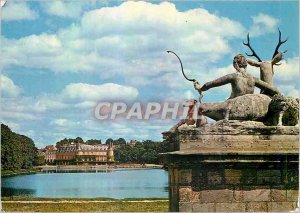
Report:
1,169,38,177
1,198,169,212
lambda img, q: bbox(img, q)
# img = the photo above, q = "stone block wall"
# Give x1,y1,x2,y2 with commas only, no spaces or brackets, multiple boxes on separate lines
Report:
162,121,299,212
169,161,298,212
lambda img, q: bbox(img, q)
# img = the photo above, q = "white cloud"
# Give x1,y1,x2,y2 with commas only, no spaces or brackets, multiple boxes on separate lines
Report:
1,75,21,98
249,13,279,37
2,34,62,69
51,118,67,126
3,1,245,81
1,111,38,120
51,118,80,127
278,85,299,98
1,80,140,145
2,1,38,21
42,0,86,18
74,101,98,109
273,57,299,98
61,83,138,102
33,95,68,112
1,1,6,7
273,57,299,82
2,82,138,120
1,80,140,147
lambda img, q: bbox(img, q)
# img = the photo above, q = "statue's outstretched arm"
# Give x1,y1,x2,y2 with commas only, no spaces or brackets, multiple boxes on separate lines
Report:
246,58,261,67
254,78,281,96
201,74,234,91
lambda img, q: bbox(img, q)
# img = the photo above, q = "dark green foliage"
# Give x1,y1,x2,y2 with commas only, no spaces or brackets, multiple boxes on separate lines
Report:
34,155,45,166
56,137,84,147
105,138,126,146
113,138,127,146
105,138,114,145
86,139,102,145
1,124,37,171
56,137,102,147
114,140,169,164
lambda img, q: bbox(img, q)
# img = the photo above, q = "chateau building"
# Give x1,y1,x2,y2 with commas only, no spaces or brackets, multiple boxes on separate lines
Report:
38,145,57,164
44,145,57,163
55,142,114,165
56,143,77,162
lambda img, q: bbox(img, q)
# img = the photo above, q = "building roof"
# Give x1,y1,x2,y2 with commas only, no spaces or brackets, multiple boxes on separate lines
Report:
78,144,108,151
57,143,110,152
45,145,57,151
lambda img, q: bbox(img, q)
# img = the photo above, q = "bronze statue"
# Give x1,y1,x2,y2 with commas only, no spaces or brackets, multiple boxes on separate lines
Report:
193,54,281,121
243,29,288,95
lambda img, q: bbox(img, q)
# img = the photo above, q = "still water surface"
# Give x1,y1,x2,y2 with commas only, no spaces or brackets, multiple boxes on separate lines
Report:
1,168,168,198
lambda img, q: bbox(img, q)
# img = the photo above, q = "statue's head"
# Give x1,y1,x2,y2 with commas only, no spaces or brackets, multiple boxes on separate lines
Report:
233,54,247,70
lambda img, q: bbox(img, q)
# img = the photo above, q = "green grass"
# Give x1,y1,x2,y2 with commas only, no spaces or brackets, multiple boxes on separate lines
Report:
1,197,167,201
1,169,38,177
1,198,169,212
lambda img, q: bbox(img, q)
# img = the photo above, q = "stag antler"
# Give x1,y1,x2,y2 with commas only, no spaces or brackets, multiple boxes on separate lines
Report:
243,33,262,62
272,28,288,59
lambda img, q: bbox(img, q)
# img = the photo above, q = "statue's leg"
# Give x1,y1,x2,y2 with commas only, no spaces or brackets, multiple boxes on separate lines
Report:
169,119,187,132
199,102,227,121
196,104,208,127
278,111,283,126
224,109,230,121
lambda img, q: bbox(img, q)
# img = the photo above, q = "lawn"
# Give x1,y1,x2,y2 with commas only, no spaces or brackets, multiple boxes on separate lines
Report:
1,198,169,212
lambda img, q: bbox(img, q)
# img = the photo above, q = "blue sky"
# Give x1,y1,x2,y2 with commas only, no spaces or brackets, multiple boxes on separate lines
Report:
1,1,299,148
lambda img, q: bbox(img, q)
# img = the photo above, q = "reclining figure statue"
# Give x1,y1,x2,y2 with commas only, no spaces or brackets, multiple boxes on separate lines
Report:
193,54,281,122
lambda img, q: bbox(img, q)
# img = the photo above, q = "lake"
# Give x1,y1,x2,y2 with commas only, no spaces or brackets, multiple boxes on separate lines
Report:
1,168,169,199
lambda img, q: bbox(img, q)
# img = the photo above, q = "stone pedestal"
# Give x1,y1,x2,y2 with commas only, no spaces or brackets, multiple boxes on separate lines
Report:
161,121,299,212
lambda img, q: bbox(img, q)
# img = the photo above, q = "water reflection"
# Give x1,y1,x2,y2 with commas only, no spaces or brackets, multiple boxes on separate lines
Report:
1,168,169,199
1,187,35,197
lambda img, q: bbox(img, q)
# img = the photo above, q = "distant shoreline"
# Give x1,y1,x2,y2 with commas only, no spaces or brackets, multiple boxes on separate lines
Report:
36,163,164,170
1,164,164,177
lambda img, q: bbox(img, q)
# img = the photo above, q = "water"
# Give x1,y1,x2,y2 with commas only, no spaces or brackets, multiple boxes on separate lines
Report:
1,168,169,199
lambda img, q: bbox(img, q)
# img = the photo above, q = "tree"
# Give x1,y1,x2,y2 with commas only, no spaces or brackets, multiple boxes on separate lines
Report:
114,138,126,146
86,139,102,145
113,140,169,164
105,138,113,145
33,155,45,166
74,137,84,144
56,137,85,148
1,124,38,171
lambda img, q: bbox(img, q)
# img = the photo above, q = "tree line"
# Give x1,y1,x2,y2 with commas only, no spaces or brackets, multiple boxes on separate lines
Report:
56,137,127,147
114,140,169,164
1,123,171,171
1,124,38,171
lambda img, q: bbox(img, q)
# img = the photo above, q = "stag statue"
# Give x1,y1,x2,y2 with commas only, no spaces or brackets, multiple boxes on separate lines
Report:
243,29,288,95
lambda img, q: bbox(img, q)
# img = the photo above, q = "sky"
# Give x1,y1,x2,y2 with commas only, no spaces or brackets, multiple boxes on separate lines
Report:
1,0,299,148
